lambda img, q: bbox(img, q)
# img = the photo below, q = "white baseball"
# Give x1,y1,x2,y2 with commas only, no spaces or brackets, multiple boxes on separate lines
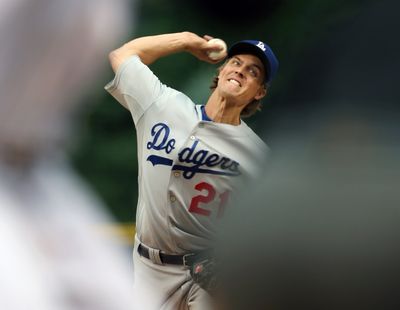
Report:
206,38,227,61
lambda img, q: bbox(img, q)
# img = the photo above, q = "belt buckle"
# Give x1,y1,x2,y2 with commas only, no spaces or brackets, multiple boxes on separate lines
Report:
183,253,195,267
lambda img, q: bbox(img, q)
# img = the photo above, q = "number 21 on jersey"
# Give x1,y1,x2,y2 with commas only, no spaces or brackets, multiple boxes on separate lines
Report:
189,182,230,218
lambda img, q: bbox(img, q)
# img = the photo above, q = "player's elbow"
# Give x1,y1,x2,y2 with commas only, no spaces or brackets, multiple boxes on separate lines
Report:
108,49,121,73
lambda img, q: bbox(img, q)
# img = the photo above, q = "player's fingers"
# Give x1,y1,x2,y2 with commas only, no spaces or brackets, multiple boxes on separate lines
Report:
194,52,218,64
203,35,214,41
207,44,224,51
203,55,225,64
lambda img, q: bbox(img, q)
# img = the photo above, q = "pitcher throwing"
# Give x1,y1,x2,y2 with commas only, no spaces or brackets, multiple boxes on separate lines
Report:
105,31,279,309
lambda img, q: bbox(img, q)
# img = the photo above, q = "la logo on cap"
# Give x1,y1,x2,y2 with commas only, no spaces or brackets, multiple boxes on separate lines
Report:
256,41,266,51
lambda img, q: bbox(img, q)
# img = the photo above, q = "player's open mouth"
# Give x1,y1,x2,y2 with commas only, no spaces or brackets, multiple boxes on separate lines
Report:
228,79,241,87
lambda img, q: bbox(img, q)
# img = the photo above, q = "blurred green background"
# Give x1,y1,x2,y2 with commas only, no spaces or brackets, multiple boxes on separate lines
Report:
68,0,370,223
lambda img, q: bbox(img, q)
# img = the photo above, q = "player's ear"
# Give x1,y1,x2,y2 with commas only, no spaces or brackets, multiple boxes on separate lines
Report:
254,85,267,101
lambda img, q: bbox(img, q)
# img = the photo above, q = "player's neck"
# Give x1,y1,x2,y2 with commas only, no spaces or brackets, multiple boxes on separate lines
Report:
205,93,242,126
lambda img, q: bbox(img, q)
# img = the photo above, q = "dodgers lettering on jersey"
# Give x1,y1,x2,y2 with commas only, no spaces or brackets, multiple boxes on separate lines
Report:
146,123,241,179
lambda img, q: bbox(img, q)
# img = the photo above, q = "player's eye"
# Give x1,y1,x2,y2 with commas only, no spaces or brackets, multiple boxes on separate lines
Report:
231,59,240,66
249,68,257,77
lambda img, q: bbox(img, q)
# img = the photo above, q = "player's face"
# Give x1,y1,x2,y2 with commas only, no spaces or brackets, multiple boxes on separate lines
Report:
217,54,267,105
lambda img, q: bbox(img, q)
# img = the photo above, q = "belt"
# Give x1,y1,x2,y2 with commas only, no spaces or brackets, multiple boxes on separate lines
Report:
137,243,196,266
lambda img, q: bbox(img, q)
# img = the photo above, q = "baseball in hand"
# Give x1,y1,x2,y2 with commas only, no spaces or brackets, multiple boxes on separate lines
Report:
206,38,227,61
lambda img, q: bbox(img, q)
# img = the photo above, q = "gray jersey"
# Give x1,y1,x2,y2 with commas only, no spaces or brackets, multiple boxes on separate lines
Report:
105,55,268,253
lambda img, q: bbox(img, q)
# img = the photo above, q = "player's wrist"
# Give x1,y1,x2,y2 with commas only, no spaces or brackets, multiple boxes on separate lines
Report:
181,32,202,52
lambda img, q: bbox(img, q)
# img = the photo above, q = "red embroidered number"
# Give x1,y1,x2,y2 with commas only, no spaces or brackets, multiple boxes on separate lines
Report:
217,190,230,218
188,182,215,216
189,182,230,217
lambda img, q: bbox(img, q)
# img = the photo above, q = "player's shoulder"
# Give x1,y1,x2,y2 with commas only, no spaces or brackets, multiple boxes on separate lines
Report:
239,120,269,152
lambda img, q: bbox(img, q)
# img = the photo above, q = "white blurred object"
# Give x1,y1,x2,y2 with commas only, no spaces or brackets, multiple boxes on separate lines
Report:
0,157,135,310
0,0,131,153
0,0,137,309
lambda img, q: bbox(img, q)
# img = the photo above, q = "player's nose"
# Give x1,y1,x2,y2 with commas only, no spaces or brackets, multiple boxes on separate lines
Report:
234,68,245,78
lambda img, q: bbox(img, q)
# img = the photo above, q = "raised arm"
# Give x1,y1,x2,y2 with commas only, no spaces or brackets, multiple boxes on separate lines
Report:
108,32,225,72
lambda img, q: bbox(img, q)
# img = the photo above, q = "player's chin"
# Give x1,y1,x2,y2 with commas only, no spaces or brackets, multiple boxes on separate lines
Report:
219,83,243,98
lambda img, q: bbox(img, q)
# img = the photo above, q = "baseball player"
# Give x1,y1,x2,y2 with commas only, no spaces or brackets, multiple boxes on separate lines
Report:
105,31,279,309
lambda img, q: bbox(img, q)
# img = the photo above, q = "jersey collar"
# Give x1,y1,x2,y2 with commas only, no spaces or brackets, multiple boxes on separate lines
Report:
201,105,213,122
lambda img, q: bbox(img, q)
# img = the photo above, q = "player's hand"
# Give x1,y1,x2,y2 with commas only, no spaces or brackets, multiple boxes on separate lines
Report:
185,33,227,64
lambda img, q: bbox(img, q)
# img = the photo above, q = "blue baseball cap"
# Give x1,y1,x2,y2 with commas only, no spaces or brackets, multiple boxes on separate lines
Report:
228,40,279,84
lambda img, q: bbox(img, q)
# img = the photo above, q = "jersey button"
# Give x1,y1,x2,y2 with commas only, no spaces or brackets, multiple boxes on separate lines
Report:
190,135,196,140
173,171,181,178
170,195,176,202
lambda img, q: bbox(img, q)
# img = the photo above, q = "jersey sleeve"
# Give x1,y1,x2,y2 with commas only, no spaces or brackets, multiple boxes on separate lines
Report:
104,55,167,124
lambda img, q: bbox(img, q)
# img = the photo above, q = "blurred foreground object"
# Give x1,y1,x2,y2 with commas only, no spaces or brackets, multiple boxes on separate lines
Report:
0,0,130,153
0,0,136,309
215,0,400,308
217,138,400,310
